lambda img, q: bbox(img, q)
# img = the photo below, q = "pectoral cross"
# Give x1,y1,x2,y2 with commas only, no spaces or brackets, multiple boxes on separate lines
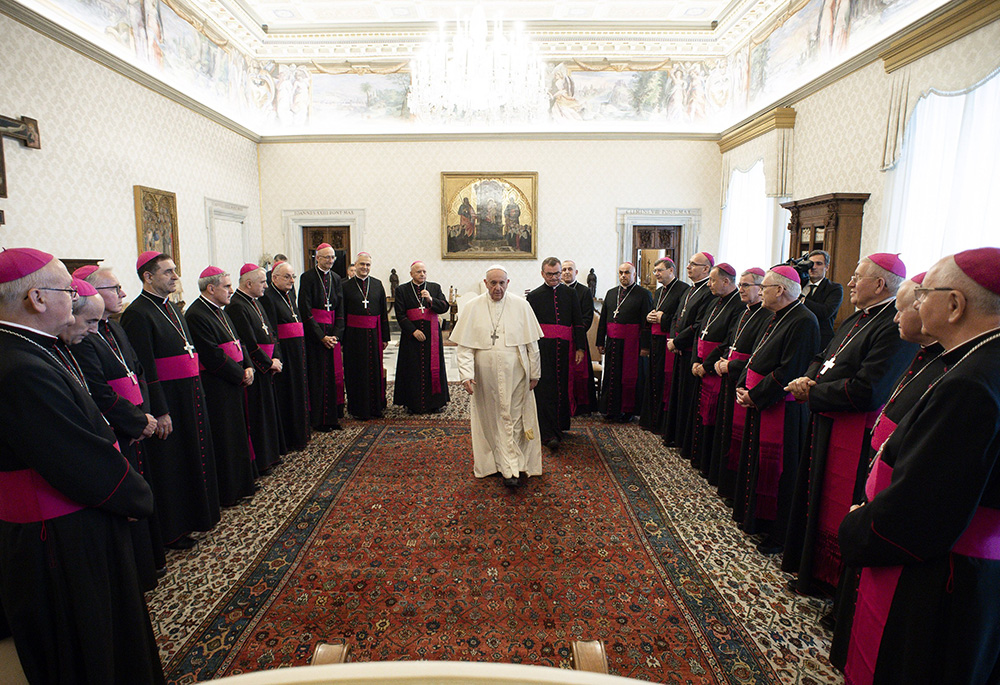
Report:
490,330,499,345
292,312,299,322
418,301,425,313
324,302,332,311
362,298,369,309
612,307,620,319
261,321,269,336
183,341,196,358
820,355,836,376
128,370,138,385
700,327,709,339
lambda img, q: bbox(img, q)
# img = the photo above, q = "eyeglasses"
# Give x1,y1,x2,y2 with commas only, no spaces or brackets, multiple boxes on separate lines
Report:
913,286,955,302
687,261,710,268
759,284,782,290
96,284,124,295
848,274,879,283
27,285,79,300
737,283,761,290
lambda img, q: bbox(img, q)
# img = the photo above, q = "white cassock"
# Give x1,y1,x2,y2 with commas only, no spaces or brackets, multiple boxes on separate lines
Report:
452,292,544,479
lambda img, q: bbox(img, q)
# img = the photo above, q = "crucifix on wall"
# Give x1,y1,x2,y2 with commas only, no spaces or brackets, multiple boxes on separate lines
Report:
0,115,42,225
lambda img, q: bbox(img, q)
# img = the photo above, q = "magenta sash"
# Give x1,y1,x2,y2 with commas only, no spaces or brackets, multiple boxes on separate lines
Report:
198,340,242,371
278,322,304,339
407,307,442,394
107,374,143,407
697,339,723,425
311,308,334,325
746,368,792,520
661,347,676,408
725,351,752,472
815,409,880,587
0,469,86,522
260,343,275,358
155,353,200,381
606,322,641,413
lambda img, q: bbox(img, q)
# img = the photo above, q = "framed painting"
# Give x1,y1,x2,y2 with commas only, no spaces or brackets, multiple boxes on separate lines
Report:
442,172,537,259
134,185,181,273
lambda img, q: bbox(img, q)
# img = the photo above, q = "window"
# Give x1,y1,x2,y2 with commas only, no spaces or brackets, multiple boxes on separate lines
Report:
719,160,786,272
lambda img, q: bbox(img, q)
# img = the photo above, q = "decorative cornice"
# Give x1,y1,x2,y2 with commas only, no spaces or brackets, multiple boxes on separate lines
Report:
717,107,795,153
881,0,1000,73
260,132,721,144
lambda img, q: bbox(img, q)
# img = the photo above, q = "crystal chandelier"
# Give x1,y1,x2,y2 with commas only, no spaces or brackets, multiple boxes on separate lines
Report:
409,7,548,125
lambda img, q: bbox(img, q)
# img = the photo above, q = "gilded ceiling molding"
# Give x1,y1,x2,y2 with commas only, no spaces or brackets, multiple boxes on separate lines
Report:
161,0,230,48
569,58,672,72
880,0,1000,73
717,107,795,153
310,61,409,75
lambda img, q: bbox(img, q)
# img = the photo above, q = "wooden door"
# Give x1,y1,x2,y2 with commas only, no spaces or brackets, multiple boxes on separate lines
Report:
632,225,681,293
303,226,351,275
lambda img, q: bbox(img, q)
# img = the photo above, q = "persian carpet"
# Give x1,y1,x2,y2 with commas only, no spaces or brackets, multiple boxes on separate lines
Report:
162,421,789,683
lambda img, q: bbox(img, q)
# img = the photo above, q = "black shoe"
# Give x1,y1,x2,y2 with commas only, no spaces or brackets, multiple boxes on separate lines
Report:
503,476,519,488
619,413,634,423
314,423,340,433
756,539,783,555
546,438,560,452
819,611,836,631
166,535,196,550
785,578,818,596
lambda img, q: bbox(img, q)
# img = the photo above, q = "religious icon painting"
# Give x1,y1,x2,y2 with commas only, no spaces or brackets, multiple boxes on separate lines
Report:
441,172,537,259
134,185,183,300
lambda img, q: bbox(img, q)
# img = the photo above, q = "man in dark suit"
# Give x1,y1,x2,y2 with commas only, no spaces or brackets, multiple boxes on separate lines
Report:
800,249,843,350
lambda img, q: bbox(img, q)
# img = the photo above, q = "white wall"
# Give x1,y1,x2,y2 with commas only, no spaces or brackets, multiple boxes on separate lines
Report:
0,13,262,301
258,139,722,298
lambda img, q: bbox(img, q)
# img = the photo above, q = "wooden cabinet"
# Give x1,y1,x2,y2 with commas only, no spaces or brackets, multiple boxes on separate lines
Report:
781,192,869,328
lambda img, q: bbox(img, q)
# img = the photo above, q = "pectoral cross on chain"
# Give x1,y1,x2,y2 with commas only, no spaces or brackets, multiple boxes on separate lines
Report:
324,302,332,311
362,298,370,309
183,341,196,358
700,327,709,340
261,321,269,336
820,355,837,376
128,370,138,385
490,330,499,345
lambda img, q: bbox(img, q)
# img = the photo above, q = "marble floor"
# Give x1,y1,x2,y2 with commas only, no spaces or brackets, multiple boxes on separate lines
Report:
383,333,461,382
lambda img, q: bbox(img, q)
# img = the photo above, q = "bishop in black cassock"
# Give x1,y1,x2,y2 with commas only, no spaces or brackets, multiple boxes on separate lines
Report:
228,264,286,471
562,260,598,415
596,263,653,422
688,264,743,475
0,248,164,684
263,261,311,450
120,252,220,549
298,244,345,431
342,253,390,420
839,248,1000,685
393,261,450,414
186,268,256,507
784,254,918,593
72,266,164,589
710,268,771,499
663,252,716,448
734,267,819,553
640,258,689,432
527,259,587,448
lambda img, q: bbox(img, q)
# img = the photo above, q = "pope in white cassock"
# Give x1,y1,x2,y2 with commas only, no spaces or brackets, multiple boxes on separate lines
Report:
452,265,544,487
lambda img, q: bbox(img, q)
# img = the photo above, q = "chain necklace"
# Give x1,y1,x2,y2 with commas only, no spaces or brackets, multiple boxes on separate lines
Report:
356,277,371,310
613,284,635,319
700,290,739,339
654,279,678,311
234,290,270,337
278,288,299,321
677,278,708,321
198,296,238,341
730,303,766,353
0,327,86,388
748,301,802,366
818,299,895,377
140,290,196,357
319,269,334,311
98,321,138,385
489,296,506,346
868,328,1000,470
411,281,427,312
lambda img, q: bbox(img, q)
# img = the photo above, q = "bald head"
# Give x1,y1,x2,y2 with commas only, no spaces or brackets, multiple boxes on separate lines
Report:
410,261,427,286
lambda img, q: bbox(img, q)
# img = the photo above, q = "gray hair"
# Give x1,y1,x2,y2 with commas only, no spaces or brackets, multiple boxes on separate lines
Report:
862,258,904,294
769,270,802,299
741,269,765,286
0,268,50,309
939,257,1000,317
72,293,99,315
199,272,228,291
239,267,263,286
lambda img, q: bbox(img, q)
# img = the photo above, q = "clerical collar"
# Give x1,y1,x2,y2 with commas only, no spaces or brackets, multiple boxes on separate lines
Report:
140,289,169,305
862,296,895,314
942,325,1000,355
198,295,222,310
318,267,330,275
693,277,709,286
234,289,257,301
0,320,56,339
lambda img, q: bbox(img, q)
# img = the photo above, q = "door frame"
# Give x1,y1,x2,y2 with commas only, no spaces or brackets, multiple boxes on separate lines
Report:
282,209,366,275
616,208,701,284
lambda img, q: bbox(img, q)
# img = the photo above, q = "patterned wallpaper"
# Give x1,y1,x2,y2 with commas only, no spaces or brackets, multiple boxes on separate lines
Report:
0,13,262,301
258,139,722,298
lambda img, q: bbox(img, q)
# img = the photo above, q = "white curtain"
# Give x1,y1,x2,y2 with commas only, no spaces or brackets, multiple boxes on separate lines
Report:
880,67,1000,273
719,160,786,272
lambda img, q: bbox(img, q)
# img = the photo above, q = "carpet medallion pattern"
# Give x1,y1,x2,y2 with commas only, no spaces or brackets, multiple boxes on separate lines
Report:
164,421,777,683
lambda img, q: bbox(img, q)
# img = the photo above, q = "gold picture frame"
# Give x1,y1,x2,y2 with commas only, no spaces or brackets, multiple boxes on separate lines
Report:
134,185,181,274
442,172,537,259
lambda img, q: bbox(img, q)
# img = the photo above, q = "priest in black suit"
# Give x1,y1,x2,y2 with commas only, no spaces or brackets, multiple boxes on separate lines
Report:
640,257,689,432
186,267,257,506
800,249,844,350
596,262,653,423
527,257,587,450
663,252,716,449
342,252,390,420
393,260,450,414
783,253,918,587
689,263,743,476
228,264,285,471
120,251,220,551
0,248,164,684
733,266,819,552
73,265,164,588
561,259,598,415
298,243,345,431
263,260,311,450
